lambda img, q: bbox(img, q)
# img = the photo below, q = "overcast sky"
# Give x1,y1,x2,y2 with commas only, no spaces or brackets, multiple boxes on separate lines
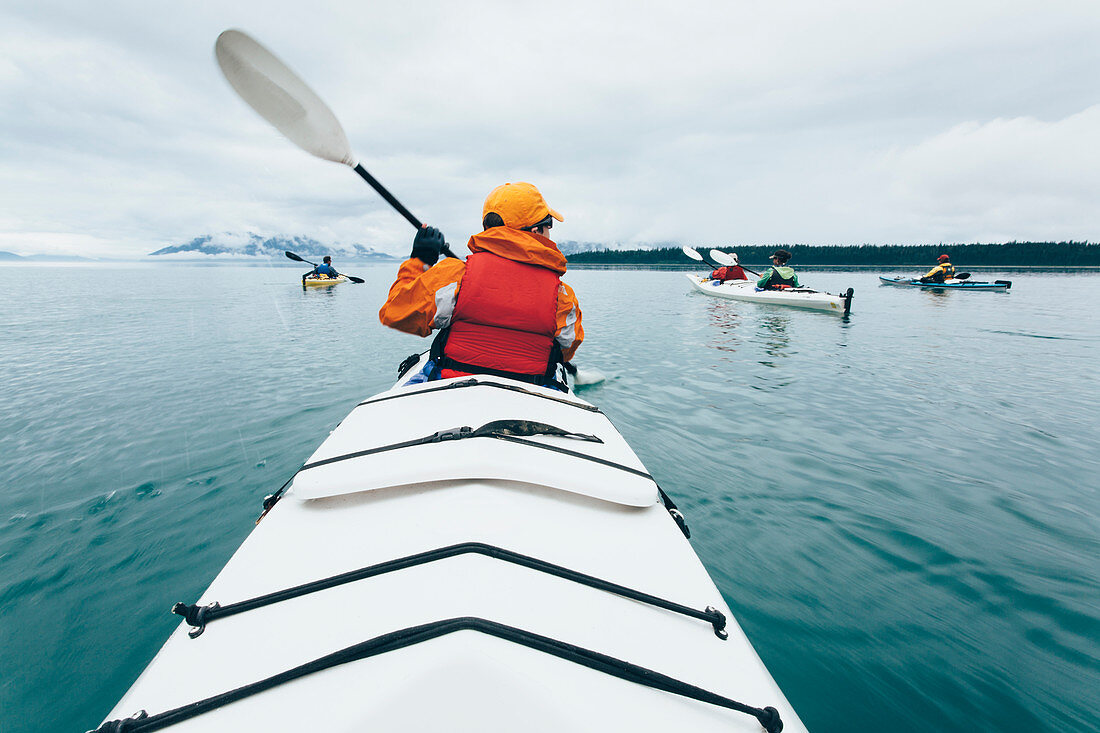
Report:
2,0,1099,258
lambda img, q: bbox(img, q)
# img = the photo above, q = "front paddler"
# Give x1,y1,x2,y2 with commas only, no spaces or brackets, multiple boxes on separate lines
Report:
757,249,801,290
379,182,583,391
709,252,749,282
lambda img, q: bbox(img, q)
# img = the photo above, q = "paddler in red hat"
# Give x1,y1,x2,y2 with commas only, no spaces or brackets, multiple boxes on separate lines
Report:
919,254,955,283
379,182,583,391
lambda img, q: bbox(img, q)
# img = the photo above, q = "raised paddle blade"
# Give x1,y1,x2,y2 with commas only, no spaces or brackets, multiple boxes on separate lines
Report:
709,249,736,266
955,272,971,280
215,30,357,167
285,250,318,267
681,245,704,262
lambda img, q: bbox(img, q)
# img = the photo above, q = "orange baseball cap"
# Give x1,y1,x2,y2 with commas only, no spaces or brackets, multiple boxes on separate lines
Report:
482,182,564,229
938,254,950,261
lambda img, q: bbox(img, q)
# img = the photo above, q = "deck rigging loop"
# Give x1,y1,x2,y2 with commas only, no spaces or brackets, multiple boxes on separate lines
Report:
94,618,782,733
396,351,424,378
171,541,729,640
657,486,691,539
357,376,604,413
254,473,294,524
297,419,654,481
254,417,641,524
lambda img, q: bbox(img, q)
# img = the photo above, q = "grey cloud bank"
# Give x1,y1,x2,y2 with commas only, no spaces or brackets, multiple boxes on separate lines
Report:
2,0,1099,258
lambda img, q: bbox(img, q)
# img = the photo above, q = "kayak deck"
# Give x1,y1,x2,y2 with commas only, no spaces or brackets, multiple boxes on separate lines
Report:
686,274,853,315
291,376,656,506
99,370,807,732
303,275,347,286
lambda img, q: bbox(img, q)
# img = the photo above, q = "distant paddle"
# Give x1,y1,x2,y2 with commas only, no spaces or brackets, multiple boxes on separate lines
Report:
285,250,364,283
708,249,760,277
215,29,457,259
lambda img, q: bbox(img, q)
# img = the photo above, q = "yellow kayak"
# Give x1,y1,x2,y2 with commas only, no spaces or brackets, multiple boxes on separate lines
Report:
302,275,348,287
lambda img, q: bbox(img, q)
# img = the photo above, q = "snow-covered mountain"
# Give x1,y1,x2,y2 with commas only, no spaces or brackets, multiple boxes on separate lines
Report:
148,235,671,260
149,234,397,260
0,250,96,262
556,240,676,256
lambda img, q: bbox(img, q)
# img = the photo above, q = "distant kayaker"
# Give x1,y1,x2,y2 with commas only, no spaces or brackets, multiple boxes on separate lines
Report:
757,250,801,290
710,254,749,282
378,182,583,390
919,254,955,283
307,256,341,280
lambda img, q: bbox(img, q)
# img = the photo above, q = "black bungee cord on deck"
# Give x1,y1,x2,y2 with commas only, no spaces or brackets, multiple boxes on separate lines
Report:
92,617,783,733
254,417,626,522
172,541,729,639
359,375,603,413
295,419,653,478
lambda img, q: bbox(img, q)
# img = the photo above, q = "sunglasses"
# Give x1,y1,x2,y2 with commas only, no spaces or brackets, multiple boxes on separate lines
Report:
523,217,554,232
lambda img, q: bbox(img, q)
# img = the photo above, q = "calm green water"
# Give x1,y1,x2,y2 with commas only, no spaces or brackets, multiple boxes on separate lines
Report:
1,263,1097,732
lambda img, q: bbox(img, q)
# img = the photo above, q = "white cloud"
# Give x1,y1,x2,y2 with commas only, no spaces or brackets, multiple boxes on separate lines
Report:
2,0,1100,256
879,105,1100,241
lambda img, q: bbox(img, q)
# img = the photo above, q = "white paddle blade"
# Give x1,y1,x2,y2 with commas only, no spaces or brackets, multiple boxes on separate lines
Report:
573,367,607,386
709,249,737,266
215,29,357,167
681,245,704,262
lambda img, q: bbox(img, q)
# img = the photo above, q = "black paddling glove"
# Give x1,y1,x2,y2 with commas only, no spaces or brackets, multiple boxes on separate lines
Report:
411,226,445,266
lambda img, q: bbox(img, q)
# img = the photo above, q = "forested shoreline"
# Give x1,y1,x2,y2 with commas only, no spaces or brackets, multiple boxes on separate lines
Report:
567,241,1099,266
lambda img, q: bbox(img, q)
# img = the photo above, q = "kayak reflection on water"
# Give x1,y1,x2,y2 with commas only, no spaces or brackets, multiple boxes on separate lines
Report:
758,313,793,365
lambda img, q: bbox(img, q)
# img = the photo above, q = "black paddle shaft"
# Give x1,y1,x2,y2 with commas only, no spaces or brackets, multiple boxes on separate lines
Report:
286,252,318,266
352,163,457,259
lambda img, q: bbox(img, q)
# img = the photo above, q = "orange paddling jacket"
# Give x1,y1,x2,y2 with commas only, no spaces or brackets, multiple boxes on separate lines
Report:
379,227,583,384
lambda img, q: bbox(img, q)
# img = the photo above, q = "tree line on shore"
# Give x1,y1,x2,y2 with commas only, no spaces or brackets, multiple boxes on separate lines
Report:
567,241,1099,266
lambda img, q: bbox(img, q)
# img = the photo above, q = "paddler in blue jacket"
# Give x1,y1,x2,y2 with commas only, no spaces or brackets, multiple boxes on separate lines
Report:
757,250,801,290
919,254,954,283
305,256,341,283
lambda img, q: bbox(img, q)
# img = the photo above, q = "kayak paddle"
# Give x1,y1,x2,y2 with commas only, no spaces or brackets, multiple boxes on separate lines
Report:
709,249,761,276
215,29,457,260
680,246,722,269
285,250,364,283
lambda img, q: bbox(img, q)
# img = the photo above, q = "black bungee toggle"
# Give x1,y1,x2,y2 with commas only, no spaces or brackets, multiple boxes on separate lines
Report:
657,485,691,539
89,709,148,733
171,601,221,638
758,705,784,732
704,605,730,640
425,426,473,442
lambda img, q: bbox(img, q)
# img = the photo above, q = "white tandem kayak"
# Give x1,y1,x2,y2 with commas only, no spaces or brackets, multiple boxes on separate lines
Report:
95,356,807,733
686,274,853,315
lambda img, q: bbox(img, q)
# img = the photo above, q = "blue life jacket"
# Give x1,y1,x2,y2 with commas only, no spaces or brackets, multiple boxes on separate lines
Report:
314,263,337,277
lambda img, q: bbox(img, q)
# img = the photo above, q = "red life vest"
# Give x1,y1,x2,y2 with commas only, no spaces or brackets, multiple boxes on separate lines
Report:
438,250,561,380
710,266,747,282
